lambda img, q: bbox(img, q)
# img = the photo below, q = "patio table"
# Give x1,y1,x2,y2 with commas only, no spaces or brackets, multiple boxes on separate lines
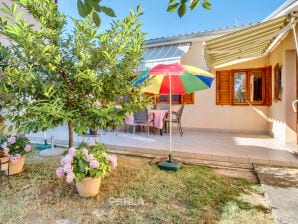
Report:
125,109,168,135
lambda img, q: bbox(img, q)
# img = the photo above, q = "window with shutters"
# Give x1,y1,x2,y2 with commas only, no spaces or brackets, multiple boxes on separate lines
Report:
216,67,272,106
153,93,194,104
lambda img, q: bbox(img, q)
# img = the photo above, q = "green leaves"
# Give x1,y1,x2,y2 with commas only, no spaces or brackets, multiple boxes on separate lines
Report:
167,0,211,17
178,3,187,17
167,3,179,12
77,0,115,27
202,0,211,10
77,0,91,18
99,6,116,17
92,11,101,26
190,0,200,10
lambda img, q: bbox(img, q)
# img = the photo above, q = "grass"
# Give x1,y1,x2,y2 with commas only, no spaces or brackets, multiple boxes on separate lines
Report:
0,149,273,224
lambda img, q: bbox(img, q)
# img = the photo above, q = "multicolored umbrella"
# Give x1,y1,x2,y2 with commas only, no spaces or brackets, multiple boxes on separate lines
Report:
132,63,215,170
132,63,214,94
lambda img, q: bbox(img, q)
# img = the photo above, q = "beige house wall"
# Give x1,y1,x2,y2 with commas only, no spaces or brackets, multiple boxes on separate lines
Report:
180,25,298,142
179,41,270,133
268,27,297,143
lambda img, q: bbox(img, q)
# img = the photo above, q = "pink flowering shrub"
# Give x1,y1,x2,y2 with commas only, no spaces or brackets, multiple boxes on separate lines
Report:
56,142,117,184
0,134,32,162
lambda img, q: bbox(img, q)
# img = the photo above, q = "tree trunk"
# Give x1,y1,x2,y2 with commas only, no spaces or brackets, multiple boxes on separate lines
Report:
68,120,74,148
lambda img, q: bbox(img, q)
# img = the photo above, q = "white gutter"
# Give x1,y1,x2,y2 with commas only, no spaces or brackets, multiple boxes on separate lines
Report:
263,0,298,21
292,22,298,57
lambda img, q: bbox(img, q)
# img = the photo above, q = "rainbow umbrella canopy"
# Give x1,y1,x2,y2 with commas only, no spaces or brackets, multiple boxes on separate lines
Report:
132,63,215,171
132,63,214,94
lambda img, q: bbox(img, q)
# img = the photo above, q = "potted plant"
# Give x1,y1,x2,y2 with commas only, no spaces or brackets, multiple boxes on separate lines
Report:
0,134,32,175
56,142,117,197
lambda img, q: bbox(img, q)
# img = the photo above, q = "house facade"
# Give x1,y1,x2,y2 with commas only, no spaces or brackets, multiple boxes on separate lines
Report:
204,1,298,147
1,0,298,150
140,1,298,151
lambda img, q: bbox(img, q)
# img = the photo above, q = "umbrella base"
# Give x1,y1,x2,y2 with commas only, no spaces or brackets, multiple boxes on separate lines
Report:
158,159,182,171
36,144,51,150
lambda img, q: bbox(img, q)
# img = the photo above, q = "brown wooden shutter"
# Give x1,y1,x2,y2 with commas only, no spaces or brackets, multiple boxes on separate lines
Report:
264,66,272,106
182,93,194,104
155,95,160,103
216,70,231,105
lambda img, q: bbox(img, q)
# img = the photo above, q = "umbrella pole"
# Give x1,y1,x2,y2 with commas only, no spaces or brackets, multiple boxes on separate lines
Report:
169,74,172,162
157,73,181,171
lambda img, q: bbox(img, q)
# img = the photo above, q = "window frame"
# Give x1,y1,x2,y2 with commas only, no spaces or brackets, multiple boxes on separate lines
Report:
231,68,266,105
216,66,271,106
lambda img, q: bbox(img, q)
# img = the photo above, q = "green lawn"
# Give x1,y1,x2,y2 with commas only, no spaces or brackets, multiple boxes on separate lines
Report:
0,149,272,224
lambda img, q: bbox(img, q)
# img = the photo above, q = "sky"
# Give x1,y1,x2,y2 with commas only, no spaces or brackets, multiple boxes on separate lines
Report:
59,0,287,40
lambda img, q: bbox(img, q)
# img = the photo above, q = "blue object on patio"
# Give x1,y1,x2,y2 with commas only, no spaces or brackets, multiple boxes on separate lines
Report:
36,131,51,150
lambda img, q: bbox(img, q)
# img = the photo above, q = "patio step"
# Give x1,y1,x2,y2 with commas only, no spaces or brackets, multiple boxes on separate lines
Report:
105,144,298,169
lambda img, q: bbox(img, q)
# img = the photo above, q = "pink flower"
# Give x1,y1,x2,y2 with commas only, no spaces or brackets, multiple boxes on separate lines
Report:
88,142,96,147
56,167,65,178
82,148,89,156
66,172,75,184
9,154,21,163
24,144,32,152
90,160,100,168
7,137,16,144
68,147,75,156
87,154,94,162
106,154,117,169
3,147,9,155
61,154,73,166
63,163,73,174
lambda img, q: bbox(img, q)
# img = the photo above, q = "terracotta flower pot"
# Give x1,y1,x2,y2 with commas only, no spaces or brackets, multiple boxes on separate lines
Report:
0,156,9,171
75,177,101,197
5,155,26,175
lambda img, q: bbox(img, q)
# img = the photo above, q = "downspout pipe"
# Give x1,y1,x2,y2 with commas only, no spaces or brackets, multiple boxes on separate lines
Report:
291,13,298,57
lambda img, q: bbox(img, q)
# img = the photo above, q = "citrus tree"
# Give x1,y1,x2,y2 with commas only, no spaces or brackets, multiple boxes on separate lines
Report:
0,0,151,147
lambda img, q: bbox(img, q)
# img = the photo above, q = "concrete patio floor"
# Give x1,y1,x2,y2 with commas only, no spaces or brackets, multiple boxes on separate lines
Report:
100,129,298,168
30,128,298,169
